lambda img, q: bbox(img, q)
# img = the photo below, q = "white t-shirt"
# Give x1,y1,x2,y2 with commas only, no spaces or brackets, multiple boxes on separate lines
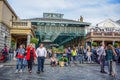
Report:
36,47,47,57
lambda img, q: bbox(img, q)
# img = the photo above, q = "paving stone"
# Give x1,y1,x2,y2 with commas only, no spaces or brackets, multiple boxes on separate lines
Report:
0,64,120,80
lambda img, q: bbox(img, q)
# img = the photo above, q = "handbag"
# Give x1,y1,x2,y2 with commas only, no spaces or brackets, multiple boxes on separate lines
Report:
112,49,118,61
15,52,18,57
113,54,117,61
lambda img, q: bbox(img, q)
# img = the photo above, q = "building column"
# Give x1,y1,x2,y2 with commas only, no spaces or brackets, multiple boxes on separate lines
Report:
27,34,31,46
15,38,17,48
102,40,104,44
86,42,87,48
91,40,93,47
113,41,115,45
75,38,77,46
9,35,11,48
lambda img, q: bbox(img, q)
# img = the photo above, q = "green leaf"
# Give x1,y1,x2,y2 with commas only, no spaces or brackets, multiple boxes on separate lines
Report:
30,38,38,44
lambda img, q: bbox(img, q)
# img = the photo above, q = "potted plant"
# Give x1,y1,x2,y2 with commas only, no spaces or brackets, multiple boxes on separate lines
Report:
30,38,38,44
58,56,68,67
52,47,58,54
92,42,97,47
59,58,65,67
58,46,64,53
30,38,38,48
114,43,119,48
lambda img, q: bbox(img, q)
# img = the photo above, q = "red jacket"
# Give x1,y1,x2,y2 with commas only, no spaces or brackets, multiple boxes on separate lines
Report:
26,47,36,60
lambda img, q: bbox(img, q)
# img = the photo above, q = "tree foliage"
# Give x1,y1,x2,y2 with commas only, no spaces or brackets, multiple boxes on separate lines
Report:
30,38,38,44
92,42,97,47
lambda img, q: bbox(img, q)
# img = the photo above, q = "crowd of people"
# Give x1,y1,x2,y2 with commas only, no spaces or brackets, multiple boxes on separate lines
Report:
0,42,120,77
49,43,120,78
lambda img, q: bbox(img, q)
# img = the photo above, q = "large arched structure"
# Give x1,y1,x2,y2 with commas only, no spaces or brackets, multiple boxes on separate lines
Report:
24,13,90,48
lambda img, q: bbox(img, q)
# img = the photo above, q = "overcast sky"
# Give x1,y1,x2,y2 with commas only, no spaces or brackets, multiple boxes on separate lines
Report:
7,0,120,25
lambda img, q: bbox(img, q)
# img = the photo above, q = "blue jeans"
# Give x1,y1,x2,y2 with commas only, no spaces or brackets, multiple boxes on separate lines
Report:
87,56,92,63
78,54,84,63
91,54,95,62
37,57,45,72
67,54,72,64
16,58,23,70
9,54,13,61
100,55,105,72
73,56,76,61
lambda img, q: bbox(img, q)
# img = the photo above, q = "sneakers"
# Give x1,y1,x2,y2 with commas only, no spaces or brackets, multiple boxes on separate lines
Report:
100,71,107,74
19,69,23,73
15,70,19,73
41,70,44,72
15,69,22,73
36,71,40,74
29,71,32,74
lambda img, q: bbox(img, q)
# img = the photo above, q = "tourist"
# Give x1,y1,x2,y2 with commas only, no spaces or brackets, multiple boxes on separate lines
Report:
9,48,14,61
115,45,120,63
97,43,107,73
36,43,47,74
13,49,17,60
50,54,58,67
47,49,52,58
26,44,36,73
106,44,117,77
78,45,84,64
84,47,87,62
66,47,72,65
71,47,77,62
59,55,68,66
118,46,120,63
86,46,92,63
92,46,98,63
15,45,25,73
2,45,8,62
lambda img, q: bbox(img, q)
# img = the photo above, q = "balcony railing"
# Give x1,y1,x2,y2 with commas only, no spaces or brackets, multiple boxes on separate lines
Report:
93,32,102,36
86,32,120,38
10,21,31,29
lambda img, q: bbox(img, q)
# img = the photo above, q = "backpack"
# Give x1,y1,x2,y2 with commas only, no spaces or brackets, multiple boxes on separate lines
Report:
97,47,101,55
115,48,120,56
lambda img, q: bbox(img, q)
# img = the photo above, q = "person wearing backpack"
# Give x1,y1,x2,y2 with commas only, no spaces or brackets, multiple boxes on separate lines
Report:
115,46,120,63
118,47,120,63
106,45,117,77
15,45,25,73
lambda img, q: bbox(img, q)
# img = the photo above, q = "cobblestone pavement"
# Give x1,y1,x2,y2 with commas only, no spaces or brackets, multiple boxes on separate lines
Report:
0,63,120,80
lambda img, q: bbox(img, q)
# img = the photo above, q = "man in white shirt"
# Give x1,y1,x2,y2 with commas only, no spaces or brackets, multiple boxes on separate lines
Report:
97,43,107,73
36,43,47,74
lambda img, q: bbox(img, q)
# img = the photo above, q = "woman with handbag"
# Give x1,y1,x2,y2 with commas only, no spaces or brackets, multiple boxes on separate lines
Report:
26,44,36,73
106,44,117,77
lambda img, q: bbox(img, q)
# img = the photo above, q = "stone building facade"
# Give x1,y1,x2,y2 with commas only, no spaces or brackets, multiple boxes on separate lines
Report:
0,0,18,50
0,0,35,49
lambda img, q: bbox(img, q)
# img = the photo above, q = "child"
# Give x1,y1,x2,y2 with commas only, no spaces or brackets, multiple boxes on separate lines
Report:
59,56,68,66
50,55,58,67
